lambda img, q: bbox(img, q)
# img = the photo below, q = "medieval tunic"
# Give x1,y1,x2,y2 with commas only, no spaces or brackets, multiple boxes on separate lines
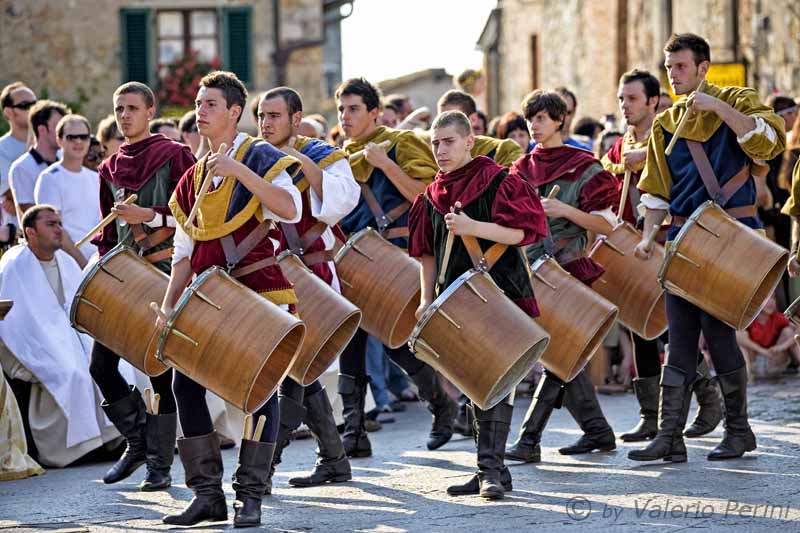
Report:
95,134,196,274
340,125,438,248
280,135,359,289
601,129,650,225
514,145,619,285
408,156,546,317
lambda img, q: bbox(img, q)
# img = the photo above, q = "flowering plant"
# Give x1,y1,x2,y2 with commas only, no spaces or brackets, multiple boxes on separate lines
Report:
157,50,221,107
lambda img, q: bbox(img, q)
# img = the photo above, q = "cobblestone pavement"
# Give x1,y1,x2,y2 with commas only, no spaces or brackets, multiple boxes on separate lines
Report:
2,377,799,532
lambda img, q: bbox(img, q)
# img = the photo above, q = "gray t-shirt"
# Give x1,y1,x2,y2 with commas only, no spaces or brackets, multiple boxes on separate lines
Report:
0,132,27,195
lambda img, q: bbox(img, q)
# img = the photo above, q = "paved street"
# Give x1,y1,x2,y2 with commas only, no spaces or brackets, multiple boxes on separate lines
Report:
2,378,799,532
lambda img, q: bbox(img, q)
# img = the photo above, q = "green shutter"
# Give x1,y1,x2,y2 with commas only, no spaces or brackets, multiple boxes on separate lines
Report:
120,8,152,84
222,6,253,85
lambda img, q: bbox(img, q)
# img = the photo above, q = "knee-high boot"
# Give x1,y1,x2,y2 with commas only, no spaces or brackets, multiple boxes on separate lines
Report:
140,411,177,491
338,374,371,458
684,358,723,438
558,370,616,455
707,366,756,460
620,376,659,442
232,439,275,528
265,394,306,494
505,373,564,462
408,365,458,450
101,385,147,484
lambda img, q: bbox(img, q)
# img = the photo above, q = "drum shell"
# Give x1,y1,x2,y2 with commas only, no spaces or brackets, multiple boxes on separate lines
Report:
659,201,788,330
156,267,305,413
70,246,168,376
334,228,420,348
591,223,667,340
409,270,549,410
530,257,619,382
278,252,361,385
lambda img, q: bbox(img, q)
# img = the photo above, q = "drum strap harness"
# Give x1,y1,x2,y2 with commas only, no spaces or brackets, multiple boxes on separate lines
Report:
220,221,277,278
672,141,757,227
279,220,337,267
130,224,175,264
460,235,508,273
360,183,410,240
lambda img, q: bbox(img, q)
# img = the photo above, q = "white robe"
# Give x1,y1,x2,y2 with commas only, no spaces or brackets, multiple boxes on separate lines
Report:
0,245,124,450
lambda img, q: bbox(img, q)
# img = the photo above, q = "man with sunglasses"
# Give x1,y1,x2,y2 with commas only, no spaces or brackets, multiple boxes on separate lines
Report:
9,100,68,224
0,83,36,209
34,114,100,266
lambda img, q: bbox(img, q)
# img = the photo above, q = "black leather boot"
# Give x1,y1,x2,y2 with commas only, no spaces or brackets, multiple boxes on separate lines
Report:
101,386,147,484
409,365,457,450
162,432,227,526
620,376,659,442
708,366,757,460
265,394,306,494
232,439,275,528
506,373,564,462
558,370,616,455
684,359,723,438
628,365,693,463
139,411,176,491
289,388,352,487
453,394,474,436
338,374,372,458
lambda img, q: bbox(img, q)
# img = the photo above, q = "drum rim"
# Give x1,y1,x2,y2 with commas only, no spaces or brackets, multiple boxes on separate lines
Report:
276,249,313,273
657,200,716,286
155,265,224,364
69,243,137,329
529,254,555,273
333,226,379,264
408,269,488,349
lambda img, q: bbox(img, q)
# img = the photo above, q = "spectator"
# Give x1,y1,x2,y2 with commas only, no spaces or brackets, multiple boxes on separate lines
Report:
96,114,125,159
34,114,100,265
595,130,623,160
149,117,180,141
0,205,128,467
8,100,69,223
83,136,103,171
656,90,673,113
453,68,486,101
495,111,531,151
379,102,399,128
0,82,36,213
298,117,324,138
178,110,203,156
306,113,329,138
736,296,800,380
328,123,345,148
474,110,488,136
384,93,412,121
486,115,500,138
573,117,604,146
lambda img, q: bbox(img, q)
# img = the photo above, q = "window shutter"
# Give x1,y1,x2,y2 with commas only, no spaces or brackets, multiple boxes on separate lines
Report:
120,8,152,84
222,6,253,85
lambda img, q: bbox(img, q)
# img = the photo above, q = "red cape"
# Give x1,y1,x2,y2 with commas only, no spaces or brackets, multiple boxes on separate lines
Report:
98,134,195,191
511,144,597,187
425,156,507,214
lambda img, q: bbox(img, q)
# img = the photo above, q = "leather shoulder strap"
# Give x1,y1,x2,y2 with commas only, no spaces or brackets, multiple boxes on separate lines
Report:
220,220,271,270
460,235,508,272
686,140,750,207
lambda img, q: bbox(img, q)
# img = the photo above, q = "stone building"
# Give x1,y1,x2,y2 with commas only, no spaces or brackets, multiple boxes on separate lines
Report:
378,68,453,118
0,0,354,128
477,0,800,121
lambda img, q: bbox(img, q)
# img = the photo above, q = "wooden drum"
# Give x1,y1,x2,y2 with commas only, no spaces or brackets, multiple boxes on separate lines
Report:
409,270,549,410
70,245,169,376
155,267,306,413
589,222,667,340
277,251,361,385
530,256,619,382
658,201,788,330
334,227,420,348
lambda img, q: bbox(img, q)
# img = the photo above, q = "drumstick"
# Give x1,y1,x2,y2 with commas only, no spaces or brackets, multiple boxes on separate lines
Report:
243,413,254,441
618,169,632,224
184,143,228,229
144,388,152,414
149,302,168,323
252,415,266,442
348,140,391,162
438,204,462,286
547,184,561,200
75,194,138,249
153,393,160,416
642,224,661,250
665,80,706,156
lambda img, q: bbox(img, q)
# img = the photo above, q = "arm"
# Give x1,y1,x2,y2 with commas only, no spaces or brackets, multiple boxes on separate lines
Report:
694,94,755,138
416,255,437,320
735,329,771,357
308,158,360,226
364,144,426,202
284,147,324,200
541,199,614,236
445,208,525,245
162,258,192,314
61,232,87,269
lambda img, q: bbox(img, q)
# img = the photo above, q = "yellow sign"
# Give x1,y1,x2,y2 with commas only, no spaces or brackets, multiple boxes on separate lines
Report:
661,63,747,100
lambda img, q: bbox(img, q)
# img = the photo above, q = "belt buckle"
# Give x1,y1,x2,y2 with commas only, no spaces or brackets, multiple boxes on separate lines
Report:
226,262,235,274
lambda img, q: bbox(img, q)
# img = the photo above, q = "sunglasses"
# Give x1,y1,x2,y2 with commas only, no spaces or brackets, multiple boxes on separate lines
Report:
64,133,91,142
9,100,36,110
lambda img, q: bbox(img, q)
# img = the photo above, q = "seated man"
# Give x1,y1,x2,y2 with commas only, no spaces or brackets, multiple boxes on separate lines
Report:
0,205,128,467
736,296,800,380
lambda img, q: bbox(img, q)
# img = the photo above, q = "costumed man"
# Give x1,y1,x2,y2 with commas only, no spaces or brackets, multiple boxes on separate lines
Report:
409,111,547,499
335,77,457,457
506,90,618,463
784,159,800,277
162,71,303,527
88,82,195,490
630,33,785,463
0,206,125,467
257,86,359,492
601,69,723,443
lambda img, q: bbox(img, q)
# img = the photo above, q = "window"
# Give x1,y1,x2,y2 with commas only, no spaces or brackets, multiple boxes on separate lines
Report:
156,9,219,75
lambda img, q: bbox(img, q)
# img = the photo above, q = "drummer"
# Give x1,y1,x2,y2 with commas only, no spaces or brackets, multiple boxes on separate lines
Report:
601,69,723,444
408,110,547,499
335,77,458,458
162,70,303,528
631,33,785,463
506,89,619,464
257,86,359,492
89,82,195,491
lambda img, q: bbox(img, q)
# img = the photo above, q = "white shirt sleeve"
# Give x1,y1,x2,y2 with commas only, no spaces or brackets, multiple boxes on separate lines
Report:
33,172,61,210
10,161,36,205
637,193,671,218
171,222,194,266
261,170,302,224
737,116,777,146
308,158,360,227
588,207,618,230
144,214,176,228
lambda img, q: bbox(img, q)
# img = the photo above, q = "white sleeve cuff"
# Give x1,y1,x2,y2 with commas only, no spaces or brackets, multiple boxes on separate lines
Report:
260,170,302,224
589,207,618,232
737,116,777,145
637,193,670,218
144,214,177,228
